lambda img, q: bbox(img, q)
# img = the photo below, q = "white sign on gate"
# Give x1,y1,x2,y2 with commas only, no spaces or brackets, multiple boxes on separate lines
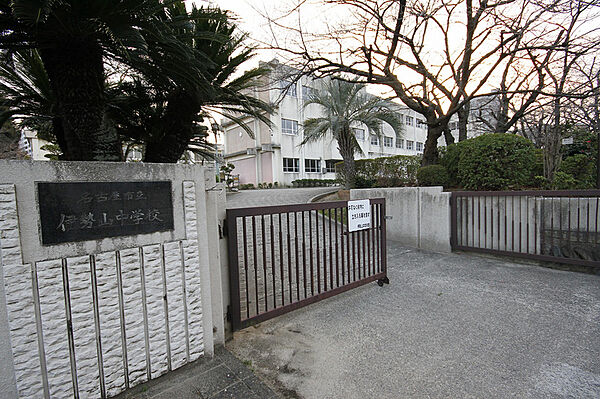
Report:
348,199,371,232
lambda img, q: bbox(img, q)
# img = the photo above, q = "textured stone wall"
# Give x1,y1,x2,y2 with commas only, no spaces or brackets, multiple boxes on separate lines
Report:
0,161,216,399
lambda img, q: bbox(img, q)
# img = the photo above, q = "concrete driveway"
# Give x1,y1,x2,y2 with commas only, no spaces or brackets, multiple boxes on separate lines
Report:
226,187,336,209
227,245,600,399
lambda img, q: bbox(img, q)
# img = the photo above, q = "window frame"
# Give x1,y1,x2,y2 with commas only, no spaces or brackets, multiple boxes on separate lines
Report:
283,157,300,173
304,158,321,173
352,127,366,140
383,136,393,147
281,118,299,135
406,140,414,150
396,138,404,149
280,79,297,97
325,160,338,173
370,135,380,146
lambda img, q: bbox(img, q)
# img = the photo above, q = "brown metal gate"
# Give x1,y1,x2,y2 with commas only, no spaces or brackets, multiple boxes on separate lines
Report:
226,198,388,331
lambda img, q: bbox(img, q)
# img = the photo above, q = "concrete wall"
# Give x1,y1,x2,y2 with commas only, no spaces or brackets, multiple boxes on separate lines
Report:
0,160,224,399
351,187,451,253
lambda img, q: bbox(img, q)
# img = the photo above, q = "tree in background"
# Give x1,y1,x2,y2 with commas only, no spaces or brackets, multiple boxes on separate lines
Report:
0,1,272,163
0,0,186,161
0,119,27,159
109,4,273,163
262,0,578,165
302,79,402,189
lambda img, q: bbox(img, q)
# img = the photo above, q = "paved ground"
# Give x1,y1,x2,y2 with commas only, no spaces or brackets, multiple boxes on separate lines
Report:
226,187,337,209
113,346,278,399
227,244,600,399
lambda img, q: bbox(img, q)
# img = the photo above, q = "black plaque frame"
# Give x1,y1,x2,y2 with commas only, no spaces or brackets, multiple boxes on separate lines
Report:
37,181,174,245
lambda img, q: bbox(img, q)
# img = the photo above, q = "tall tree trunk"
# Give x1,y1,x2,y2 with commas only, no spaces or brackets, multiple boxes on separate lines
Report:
338,127,356,189
458,102,469,141
40,40,121,161
495,93,510,133
422,122,446,166
144,90,200,163
443,127,455,146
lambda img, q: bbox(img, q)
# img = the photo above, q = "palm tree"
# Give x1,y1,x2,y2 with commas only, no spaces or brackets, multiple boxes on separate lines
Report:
110,4,273,163
0,0,199,161
302,79,403,188
0,49,61,151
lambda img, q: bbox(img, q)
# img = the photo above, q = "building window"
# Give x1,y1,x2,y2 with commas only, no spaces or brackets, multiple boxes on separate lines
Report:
280,80,297,97
449,121,458,130
370,135,379,145
416,142,424,152
283,158,300,172
406,140,414,150
416,119,427,129
325,160,338,173
281,118,299,135
396,139,404,149
305,158,321,173
405,116,414,126
384,136,393,147
353,128,365,140
302,85,313,98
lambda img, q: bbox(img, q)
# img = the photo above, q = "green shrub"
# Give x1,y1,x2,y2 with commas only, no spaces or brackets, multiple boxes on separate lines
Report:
291,179,337,188
240,183,255,190
417,165,450,187
336,155,421,188
552,171,578,190
532,175,550,189
557,154,595,189
457,134,537,190
533,149,544,178
439,143,463,187
355,176,376,188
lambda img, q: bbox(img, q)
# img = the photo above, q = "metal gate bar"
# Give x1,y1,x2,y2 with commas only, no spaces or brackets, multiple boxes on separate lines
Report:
227,199,387,331
450,190,600,271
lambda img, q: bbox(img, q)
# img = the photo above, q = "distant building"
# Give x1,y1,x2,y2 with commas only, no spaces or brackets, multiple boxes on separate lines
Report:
19,129,51,160
448,93,503,137
222,62,433,186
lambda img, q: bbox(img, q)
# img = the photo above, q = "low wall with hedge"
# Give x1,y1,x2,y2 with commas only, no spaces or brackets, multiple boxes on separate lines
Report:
336,155,421,188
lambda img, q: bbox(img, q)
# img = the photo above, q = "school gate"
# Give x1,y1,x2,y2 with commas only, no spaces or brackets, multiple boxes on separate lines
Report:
226,198,389,331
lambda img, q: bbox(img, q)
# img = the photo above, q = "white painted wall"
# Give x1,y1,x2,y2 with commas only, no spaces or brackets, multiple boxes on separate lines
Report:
0,160,224,399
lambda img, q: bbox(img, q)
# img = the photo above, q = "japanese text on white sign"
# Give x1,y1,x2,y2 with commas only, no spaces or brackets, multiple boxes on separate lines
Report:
348,199,371,232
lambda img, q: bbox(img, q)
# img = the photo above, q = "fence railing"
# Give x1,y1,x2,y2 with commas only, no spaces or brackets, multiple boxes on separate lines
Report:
226,199,387,331
450,190,600,271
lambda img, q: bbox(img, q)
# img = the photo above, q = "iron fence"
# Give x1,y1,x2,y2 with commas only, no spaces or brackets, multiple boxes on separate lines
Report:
450,190,600,271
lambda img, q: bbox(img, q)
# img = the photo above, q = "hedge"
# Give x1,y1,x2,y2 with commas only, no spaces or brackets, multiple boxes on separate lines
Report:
440,134,538,190
417,165,449,187
292,179,338,187
336,155,422,188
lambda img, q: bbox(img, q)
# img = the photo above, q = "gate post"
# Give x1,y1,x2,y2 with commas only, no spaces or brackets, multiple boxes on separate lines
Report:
450,193,458,250
226,211,242,333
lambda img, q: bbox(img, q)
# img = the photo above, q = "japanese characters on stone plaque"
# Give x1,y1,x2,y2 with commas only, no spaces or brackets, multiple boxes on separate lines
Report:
37,181,174,245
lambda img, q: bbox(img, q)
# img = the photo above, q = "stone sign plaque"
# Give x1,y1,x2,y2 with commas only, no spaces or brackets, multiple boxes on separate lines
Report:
37,181,174,245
